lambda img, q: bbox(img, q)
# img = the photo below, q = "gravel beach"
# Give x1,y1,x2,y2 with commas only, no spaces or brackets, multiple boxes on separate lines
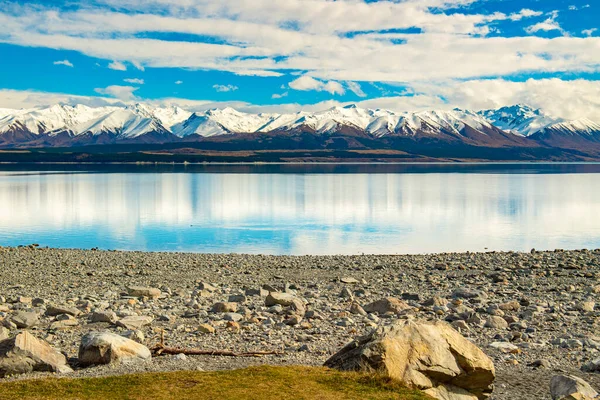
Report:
2,245,600,399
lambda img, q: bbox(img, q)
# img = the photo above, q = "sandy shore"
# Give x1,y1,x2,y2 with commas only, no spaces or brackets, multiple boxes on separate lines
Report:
1,245,600,399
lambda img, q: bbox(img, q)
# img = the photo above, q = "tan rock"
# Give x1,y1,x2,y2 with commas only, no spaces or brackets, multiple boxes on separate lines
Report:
127,286,161,299
79,331,151,366
324,319,495,400
363,297,412,315
0,331,73,376
116,315,153,330
198,324,215,334
265,293,305,316
211,302,238,313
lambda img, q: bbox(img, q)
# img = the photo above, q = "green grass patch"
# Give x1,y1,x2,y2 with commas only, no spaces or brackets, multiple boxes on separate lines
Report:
0,365,432,400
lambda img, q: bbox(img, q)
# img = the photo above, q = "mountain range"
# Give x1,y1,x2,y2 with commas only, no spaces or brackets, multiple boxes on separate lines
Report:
1,103,600,161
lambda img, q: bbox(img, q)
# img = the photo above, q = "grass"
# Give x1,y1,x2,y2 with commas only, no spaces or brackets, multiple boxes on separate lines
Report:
0,366,432,400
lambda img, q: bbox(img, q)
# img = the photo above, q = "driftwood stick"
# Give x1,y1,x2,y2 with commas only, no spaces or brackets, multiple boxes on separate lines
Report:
151,345,282,358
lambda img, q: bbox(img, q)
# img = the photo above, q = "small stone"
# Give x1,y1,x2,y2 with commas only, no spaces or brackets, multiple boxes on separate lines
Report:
116,315,153,330
285,315,302,326
528,359,550,369
198,324,215,334
363,298,411,315
46,305,81,317
485,316,509,329
340,277,359,284
349,302,367,316
451,320,470,332
120,329,144,343
265,293,305,316
498,301,520,311
211,302,238,313
11,311,39,329
174,353,187,361
490,342,519,353
579,301,596,313
126,286,161,299
91,311,118,324
224,313,243,322
228,294,247,303
198,282,218,292
226,321,240,331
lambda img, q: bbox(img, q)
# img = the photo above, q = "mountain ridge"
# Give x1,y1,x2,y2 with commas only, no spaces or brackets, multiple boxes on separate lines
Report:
1,103,600,160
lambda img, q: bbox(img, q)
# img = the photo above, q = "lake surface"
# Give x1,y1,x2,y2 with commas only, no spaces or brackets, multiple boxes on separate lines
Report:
1,163,600,255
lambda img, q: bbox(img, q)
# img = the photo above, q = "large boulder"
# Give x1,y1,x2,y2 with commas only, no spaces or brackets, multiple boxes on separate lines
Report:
324,319,495,400
0,331,73,376
550,375,598,400
78,331,151,366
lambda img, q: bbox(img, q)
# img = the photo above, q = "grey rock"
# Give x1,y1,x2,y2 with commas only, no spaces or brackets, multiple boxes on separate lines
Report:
121,329,145,344
550,375,598,400
90,310,118,324
116,315,153,330
224,312,243,322
11,311,39,329
46,304,81,317
484,316,508,329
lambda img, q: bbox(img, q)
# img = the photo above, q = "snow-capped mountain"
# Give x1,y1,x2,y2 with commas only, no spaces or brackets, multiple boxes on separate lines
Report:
478,104,600,138
0,102,599,151
177,105,499,138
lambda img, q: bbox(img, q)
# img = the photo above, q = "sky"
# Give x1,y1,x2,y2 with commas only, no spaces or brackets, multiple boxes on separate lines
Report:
0,0,600,119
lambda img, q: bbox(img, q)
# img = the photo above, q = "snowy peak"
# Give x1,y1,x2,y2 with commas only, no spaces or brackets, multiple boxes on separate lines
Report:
479,105,562,136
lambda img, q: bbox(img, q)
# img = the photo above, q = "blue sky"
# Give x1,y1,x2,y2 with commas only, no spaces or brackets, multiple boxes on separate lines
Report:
0,0,599,118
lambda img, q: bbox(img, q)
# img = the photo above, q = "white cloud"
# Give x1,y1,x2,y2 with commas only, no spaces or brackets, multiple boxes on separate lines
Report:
412,78,600,121
509,9,543,21
212,84,238,92
124,78,144,84
289,76,345,95
0,2,557,82
175,80,183,85
94,85,139,100
0,89,125,109
131,61,145,71
3,77,600,123
525,11,565,35
346,82,366,98
108,61,127,71
582,28,597,37
53,59,73,67
271,92,288,99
